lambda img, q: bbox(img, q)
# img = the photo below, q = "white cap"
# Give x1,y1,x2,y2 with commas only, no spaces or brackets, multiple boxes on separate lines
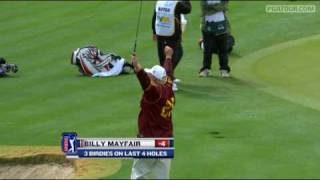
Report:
144,65,167,81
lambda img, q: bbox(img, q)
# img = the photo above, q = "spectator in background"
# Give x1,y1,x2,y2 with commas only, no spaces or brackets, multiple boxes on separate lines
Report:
199,0,231,78
152,0,191,91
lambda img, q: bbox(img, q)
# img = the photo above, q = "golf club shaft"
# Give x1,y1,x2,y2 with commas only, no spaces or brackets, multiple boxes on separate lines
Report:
133,0,143,55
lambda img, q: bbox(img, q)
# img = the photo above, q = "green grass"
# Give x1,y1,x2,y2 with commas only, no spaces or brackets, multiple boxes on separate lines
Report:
1,1,320,179
234,34,320,111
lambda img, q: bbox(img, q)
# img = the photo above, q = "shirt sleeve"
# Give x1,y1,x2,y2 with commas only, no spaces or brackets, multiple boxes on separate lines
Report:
136,69,161,102
136,69,151,90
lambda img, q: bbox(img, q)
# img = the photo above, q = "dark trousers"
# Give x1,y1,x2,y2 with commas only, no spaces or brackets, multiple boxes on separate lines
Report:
157,38,183,72
202,31,230,72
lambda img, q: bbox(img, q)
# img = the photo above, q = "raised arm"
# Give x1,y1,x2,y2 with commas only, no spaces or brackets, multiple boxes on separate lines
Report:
131,55,151,90
131,55,161,102
163,46,174,81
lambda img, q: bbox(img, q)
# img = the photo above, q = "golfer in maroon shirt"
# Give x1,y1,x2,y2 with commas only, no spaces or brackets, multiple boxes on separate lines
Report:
130,46,175,179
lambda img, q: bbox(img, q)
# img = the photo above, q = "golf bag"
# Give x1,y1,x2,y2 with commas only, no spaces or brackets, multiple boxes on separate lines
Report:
0,57,18,77
71,46,133,77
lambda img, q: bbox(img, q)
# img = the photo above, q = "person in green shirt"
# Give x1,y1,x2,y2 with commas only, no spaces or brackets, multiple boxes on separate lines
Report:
199,0,231,78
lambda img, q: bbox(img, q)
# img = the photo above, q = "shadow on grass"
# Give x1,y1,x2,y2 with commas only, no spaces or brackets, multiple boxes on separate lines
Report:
213,76,255,87
177,83,226,100
74,73,134,79
229,51,242,58
0,75,20,79
177,76,253,100
209,131,225,139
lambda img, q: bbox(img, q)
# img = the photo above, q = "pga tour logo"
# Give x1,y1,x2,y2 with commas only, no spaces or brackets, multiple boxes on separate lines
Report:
62,132,77,154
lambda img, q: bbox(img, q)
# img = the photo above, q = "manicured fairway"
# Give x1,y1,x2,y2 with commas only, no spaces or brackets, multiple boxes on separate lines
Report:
1,1,320,179
234,34,320,111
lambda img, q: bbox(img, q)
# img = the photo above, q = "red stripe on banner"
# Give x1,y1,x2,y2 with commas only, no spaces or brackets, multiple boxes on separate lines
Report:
64,137,69,152
155,140,169,147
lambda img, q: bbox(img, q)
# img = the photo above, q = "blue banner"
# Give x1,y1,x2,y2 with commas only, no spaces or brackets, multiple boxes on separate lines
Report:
68,149,174,158
61,133,174,159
